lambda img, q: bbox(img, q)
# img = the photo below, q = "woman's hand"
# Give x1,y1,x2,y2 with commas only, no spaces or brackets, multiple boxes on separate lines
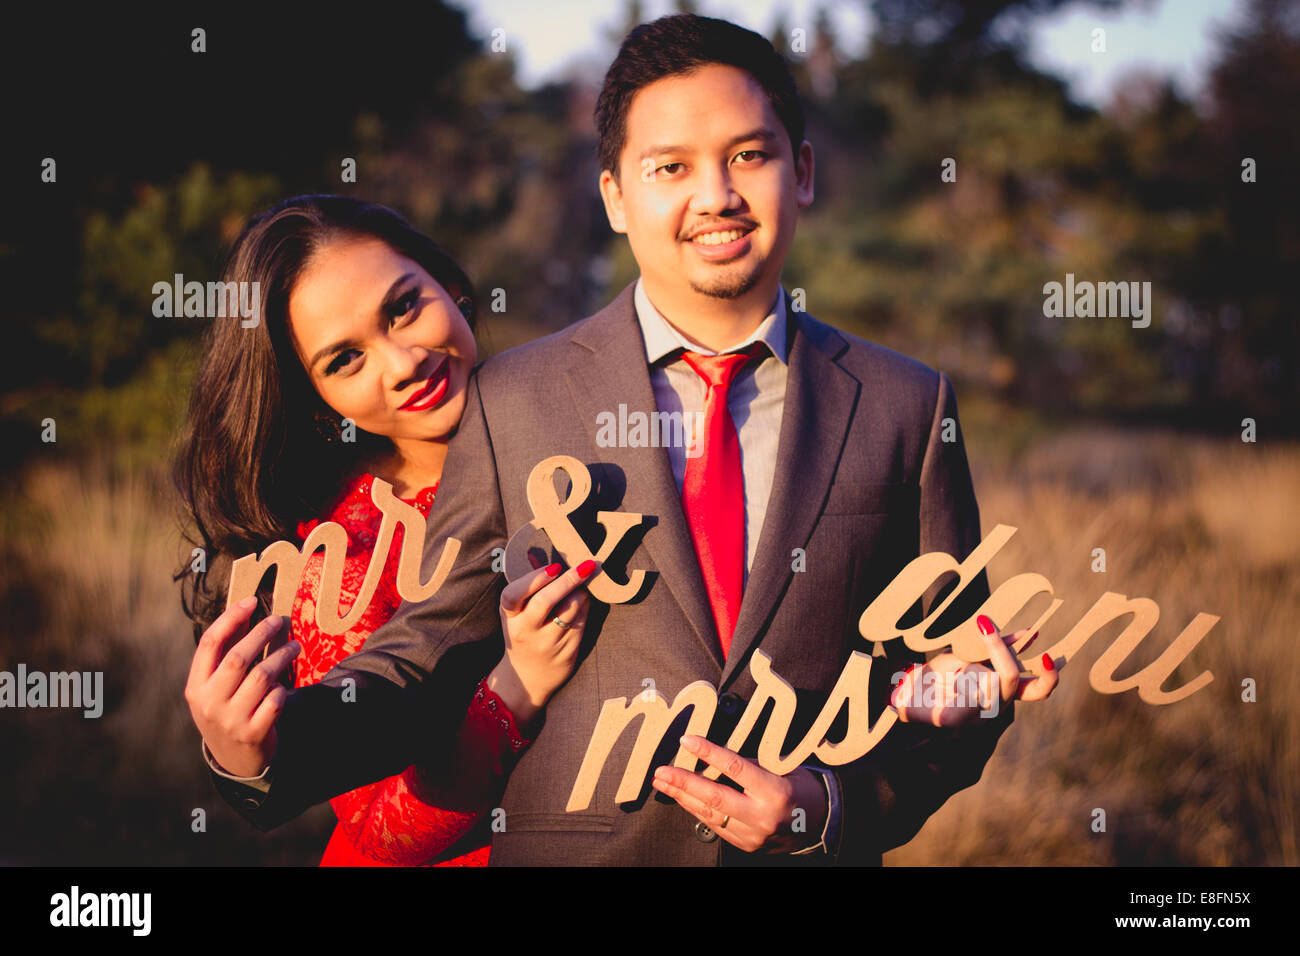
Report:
488,559,600,727
890,614,1060,727
185,596,301,778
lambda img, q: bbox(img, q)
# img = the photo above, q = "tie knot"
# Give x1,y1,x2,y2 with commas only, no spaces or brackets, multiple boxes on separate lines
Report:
679,343,764,390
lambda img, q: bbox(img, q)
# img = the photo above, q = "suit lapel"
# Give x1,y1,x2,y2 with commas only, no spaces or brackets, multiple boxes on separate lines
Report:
721,297,859,686
565,283,723,667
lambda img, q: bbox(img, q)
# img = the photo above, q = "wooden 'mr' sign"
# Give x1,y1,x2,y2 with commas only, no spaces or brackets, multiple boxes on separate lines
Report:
225,477,461,631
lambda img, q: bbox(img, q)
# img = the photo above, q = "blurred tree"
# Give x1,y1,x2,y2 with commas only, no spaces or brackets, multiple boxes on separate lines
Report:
3,0,1297,477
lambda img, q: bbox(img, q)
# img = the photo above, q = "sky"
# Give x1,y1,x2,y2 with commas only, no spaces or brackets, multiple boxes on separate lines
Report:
455,0,1247,107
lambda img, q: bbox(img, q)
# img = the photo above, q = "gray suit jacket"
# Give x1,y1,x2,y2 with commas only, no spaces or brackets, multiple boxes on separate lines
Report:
212,281,1011,865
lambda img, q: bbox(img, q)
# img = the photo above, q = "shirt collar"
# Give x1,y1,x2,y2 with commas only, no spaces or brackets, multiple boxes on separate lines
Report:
634,277,789,366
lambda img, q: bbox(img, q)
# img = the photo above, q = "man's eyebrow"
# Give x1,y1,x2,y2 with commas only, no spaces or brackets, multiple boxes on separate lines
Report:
307,272,416,369
639,143,688,161
638,127,780,162
725,127,780,150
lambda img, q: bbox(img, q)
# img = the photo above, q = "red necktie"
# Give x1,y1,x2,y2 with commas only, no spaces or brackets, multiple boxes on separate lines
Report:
679,344,763,658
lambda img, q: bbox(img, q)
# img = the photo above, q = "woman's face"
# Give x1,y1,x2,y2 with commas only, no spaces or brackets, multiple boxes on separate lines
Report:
287,236,477,449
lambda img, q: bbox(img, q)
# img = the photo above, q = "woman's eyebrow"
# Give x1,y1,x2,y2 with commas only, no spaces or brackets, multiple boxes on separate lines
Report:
309,335,359,371
378,273,418,310
308,274,417,370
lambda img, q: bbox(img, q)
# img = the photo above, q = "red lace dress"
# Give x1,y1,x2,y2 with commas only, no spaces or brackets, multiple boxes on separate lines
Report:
291,471,527,867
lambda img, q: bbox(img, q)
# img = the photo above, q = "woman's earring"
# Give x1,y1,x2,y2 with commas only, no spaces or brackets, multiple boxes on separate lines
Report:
314,410,342,444
455,295,473,319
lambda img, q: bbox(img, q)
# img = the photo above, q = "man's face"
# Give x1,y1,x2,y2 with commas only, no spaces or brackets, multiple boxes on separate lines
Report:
599,63,813,310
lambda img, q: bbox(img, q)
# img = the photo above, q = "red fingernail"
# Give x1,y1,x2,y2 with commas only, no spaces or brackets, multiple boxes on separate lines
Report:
545,563,562,577
977,614,996,636
577,559,597,576
1042,653,1055,671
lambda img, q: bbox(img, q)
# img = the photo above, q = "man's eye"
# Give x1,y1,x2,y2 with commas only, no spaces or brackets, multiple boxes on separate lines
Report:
657,162,684,177
325,348,362,376
735,150,766,163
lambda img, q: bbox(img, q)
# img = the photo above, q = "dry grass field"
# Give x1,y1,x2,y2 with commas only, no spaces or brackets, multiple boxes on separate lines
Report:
889,429,1299,866
1,427,1295,865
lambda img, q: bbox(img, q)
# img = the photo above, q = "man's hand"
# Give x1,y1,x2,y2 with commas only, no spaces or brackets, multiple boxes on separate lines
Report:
185,596,300,778
890,614,1061,727
650,734,828,853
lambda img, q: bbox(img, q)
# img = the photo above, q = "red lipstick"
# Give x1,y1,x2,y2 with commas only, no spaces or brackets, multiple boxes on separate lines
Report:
398,356,451,411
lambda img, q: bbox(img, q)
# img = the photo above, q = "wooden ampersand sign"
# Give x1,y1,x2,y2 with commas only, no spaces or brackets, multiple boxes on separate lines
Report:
501,455,647,602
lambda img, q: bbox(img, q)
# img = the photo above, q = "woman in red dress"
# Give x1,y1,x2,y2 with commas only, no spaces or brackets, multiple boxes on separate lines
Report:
176,196,593,865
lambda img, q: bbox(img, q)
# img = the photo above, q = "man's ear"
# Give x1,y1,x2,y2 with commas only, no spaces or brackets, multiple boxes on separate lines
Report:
599,169,628,233
795,140,815,209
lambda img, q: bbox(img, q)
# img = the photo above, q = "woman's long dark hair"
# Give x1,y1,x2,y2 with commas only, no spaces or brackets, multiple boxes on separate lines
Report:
173,195,477,638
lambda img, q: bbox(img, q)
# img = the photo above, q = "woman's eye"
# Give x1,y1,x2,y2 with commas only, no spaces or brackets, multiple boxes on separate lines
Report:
388,289,419,325
324,348,362,376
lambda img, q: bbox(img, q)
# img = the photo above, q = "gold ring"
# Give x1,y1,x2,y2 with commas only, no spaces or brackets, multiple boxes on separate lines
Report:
720,814,730,829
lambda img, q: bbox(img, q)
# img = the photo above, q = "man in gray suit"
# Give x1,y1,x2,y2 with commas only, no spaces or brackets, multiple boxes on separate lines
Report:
205,14,1024,864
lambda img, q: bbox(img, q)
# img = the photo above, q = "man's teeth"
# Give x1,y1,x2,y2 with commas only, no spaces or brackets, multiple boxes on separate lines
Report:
691,229,747,245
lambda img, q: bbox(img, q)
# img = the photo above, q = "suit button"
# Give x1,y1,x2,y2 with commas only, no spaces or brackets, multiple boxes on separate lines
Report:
719,693,743,716
241,797,261,809
694,820,719,843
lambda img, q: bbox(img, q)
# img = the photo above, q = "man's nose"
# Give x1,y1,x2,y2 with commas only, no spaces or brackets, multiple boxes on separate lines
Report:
689,162,742,215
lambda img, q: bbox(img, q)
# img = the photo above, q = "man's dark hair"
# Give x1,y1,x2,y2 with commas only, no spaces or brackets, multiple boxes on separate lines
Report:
595,14,805,181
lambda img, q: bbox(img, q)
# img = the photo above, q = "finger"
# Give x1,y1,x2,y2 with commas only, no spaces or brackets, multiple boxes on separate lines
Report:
1017,664,1060,702
191,597,258,685
247,683,288,740
1018,652,1062,701
892,662,982,727
930,663,970,726
678,734,773,793
977,615,1021,701
890,664,933,724
209,614,287,700
651,771,760,851
231,637,302,719
263,612,290,660
500,563,563,615
1010,628,1040,655
521,559,600,629
653,764,755,822
947,664,994,723
546,590,587,632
